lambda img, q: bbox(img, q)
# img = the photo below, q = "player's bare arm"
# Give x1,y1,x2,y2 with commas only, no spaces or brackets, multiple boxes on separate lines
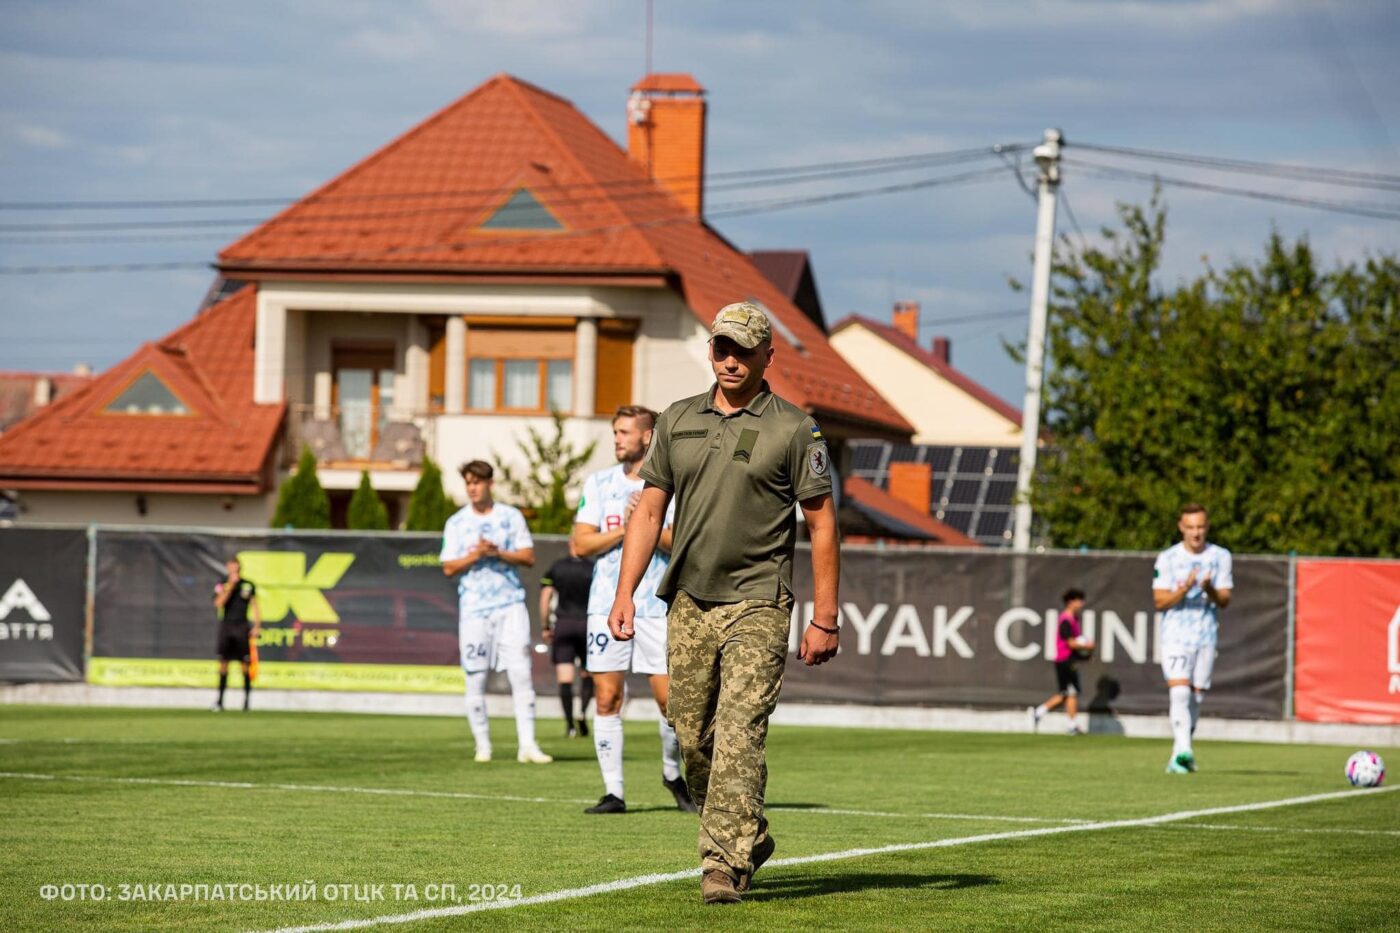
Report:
249,596,261,637
798,492,840,667
571,522,626,558
1201,576,1232,609
539,584,556,643
607,484,671,641
494,546,535,568
1153,567,1197,611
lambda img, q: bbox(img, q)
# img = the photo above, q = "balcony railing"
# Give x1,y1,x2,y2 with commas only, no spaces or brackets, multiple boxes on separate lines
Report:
284,404,429,470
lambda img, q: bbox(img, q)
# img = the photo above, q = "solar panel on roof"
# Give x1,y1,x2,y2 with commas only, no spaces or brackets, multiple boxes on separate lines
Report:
948,479,982,505
958,448,991,474
983,480,1018,506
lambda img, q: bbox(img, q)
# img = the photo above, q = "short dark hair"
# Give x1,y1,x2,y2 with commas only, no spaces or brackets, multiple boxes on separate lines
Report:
613,405,657,431
1180,503,1207,518
1062,588,1085,604
459,460,494,481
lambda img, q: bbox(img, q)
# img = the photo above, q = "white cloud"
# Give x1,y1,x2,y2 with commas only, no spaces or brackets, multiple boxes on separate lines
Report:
10,122,71,149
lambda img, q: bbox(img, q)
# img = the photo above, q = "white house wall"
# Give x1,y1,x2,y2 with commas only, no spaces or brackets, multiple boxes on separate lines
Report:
432,414,617,505
14,491,272,527
830,326,1021,447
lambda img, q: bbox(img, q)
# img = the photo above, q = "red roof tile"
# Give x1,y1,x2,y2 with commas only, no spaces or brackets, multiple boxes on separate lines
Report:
219,74,910,438
0,286,283,491
844,476,979,546
831,314,1022,427
0,371,92,432
631,74,705,94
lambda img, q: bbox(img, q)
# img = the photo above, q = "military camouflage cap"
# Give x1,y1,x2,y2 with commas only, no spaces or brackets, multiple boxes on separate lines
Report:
710,301,772,349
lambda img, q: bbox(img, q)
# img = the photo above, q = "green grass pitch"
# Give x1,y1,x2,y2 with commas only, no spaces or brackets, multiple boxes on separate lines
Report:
1,705,1396,931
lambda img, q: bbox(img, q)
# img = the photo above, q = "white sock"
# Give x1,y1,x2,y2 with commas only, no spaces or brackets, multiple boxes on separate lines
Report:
1169,685,1192,757
505,665,538,751
659,718,681,782
593,713,625,799
464,672,491,753
1189,691,1203,736
1034,704,1048,717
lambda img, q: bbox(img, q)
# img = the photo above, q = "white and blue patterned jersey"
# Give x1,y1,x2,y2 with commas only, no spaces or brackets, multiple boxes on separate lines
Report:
440,502,534,613
575,464,675,618
1153,541,1233,648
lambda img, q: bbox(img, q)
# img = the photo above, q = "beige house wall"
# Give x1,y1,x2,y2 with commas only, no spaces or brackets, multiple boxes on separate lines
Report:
13,490,273,527
830,326,1020,447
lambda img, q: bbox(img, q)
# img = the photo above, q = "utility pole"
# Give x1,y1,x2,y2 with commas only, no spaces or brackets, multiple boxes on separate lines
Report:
1012,128,1062,553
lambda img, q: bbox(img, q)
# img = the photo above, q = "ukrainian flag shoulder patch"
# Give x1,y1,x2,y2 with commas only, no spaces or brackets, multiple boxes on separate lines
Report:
809,424,823,442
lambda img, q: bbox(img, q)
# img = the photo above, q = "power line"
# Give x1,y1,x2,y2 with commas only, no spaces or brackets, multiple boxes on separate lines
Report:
1069,141,1400,192
1063,158,1400,222
0,149,1010,235
0,166,1008,275
0,144,1024,213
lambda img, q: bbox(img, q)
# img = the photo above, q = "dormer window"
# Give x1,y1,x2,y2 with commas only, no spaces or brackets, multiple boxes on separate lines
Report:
104,371,190,416
478,188,564,231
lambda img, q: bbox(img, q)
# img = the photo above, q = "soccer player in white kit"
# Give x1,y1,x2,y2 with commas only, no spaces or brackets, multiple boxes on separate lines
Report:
441,460,552,764
572,406,695,814
1153,503,1233,774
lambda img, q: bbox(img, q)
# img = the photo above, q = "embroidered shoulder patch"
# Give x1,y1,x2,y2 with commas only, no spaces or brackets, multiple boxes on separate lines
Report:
807,443,829,477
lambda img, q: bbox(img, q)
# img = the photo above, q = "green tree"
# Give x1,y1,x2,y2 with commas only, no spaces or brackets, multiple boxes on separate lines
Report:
495,412,598,533
1028,195,1399,556
405,458,457,531
347,470,390,531
270,445,331,530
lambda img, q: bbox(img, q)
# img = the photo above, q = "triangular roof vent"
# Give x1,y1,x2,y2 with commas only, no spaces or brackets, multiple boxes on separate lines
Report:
104,371,192,416
478,187,564,231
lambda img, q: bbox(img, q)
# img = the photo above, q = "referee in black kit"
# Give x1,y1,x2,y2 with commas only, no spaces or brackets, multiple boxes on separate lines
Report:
212,556,260,712
539,546,595,737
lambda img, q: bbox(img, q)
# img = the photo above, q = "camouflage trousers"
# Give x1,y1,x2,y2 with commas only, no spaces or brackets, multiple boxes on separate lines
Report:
666,590,791,881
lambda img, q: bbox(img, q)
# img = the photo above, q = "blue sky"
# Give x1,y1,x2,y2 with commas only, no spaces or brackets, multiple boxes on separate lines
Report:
1,0,1396,406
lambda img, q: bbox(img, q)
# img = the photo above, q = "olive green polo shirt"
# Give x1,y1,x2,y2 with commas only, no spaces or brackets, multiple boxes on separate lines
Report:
639,381,833,603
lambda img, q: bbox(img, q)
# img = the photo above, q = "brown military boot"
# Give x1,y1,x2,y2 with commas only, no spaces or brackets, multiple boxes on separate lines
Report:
701,869,742,905
737,834,776,893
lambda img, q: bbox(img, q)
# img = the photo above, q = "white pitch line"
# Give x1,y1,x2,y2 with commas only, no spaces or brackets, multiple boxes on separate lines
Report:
1158,822,1400,837
768,805,1090,824
252,785,1399,933
0,772,595,806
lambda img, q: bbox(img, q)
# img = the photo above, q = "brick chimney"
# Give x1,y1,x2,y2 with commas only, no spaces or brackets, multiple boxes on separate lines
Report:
892,301,920,342
931,337,951,365
628,74,707,216
888,462,933,513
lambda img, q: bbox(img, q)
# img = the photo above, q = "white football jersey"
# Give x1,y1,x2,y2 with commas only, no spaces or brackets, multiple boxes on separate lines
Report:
575,464,675,618
1154,541,1233,648
440,502,534,613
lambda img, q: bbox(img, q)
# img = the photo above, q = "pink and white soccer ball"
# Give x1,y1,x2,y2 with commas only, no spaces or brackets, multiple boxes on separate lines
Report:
1344,750,1386,788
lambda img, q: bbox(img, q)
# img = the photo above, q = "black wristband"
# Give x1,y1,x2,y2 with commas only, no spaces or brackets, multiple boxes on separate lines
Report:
809,621,839,635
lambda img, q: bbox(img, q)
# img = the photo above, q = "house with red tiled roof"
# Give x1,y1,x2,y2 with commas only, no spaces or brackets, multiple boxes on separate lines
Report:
0,72,920,528
830,302,1021,446
0,367,92,434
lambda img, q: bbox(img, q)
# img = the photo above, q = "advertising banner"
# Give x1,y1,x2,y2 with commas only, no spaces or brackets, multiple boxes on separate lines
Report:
1294,559,1400,724
89,529,1290,719
91,529,502,693
0,526,88,682
778,548,1290,719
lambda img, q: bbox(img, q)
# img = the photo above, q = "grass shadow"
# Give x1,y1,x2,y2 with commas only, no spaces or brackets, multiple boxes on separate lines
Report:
745,872,998,901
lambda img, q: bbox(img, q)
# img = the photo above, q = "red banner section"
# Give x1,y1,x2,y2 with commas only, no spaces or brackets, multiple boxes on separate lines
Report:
1295,559,1400,723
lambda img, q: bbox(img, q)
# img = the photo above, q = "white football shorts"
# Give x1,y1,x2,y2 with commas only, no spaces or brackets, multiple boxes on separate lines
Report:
459,601,531,675
585,614,668,675
1160,642,1215,690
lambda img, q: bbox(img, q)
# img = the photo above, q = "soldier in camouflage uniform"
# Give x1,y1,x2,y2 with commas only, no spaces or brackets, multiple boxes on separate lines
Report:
607,301,842,904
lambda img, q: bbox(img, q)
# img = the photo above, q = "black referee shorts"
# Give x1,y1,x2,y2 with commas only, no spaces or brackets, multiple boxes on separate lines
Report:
550,615,587,666
217,630,251,663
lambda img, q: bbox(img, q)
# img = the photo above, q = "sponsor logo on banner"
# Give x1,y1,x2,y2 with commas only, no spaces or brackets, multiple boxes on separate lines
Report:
236,551,354,623
0,579,52,622
784,600,1161,664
